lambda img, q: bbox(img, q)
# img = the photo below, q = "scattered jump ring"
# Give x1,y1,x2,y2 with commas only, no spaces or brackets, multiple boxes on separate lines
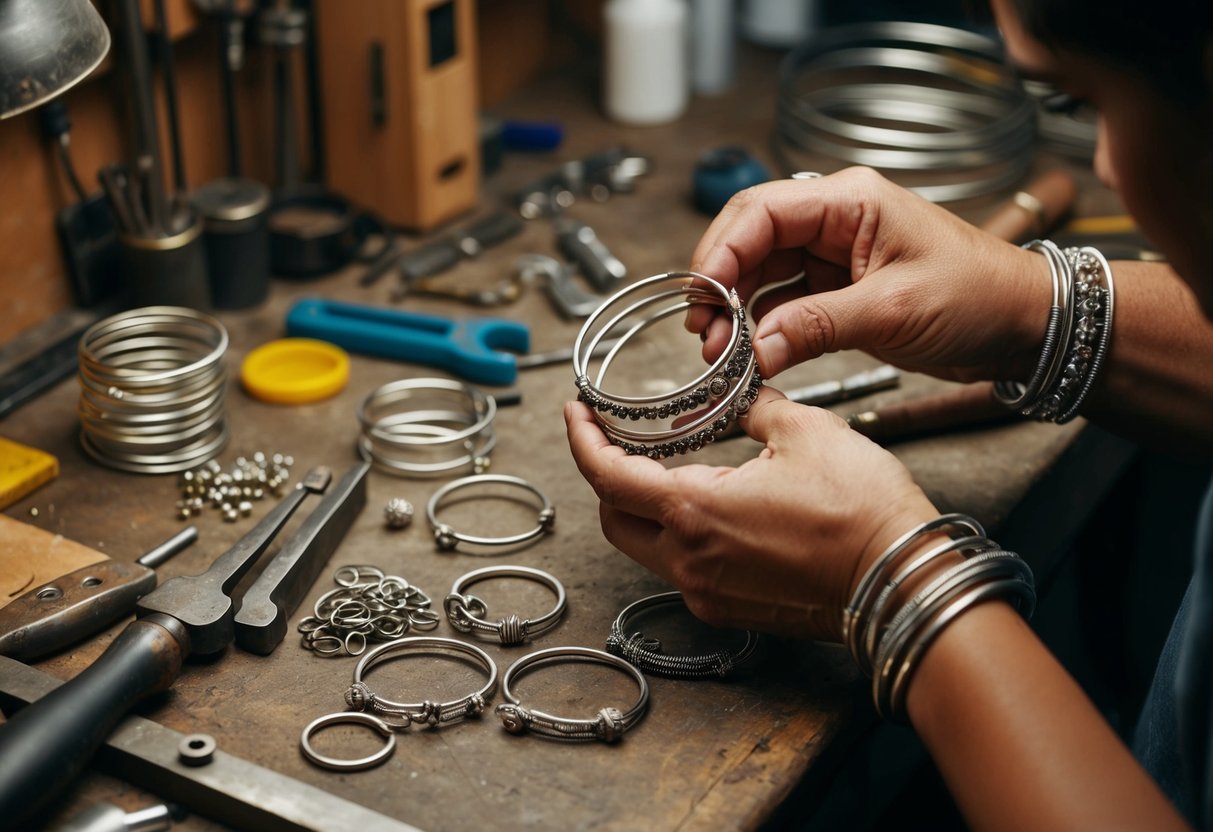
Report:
348,636,498,727
606,591,758,679
300,711,397,771
444,565,567,645
426,474,555,552
496,646,649,743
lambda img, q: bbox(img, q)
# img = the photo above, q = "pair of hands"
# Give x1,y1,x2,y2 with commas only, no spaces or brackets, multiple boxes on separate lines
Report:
565,167,1048,643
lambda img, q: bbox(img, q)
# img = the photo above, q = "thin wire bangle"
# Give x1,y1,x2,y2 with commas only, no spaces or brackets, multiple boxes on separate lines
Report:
425,474,555,552
497,646,650,742
444,565,567,645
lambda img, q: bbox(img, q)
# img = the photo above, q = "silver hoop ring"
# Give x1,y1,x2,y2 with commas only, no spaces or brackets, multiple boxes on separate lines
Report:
347,636,498,727
606,591,758,679
496,646,649,743
444,565,568,645
425,474,555,552
791,171,823,179
299,711,396,771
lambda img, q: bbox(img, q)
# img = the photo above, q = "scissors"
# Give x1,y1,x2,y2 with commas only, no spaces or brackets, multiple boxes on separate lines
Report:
285,298,530,386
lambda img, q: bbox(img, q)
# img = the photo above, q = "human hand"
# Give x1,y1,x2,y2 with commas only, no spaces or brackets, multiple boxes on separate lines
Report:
688,167,1050,385
564,388,940,643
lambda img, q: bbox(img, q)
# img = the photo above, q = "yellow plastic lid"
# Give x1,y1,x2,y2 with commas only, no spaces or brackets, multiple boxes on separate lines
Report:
240,338,350,405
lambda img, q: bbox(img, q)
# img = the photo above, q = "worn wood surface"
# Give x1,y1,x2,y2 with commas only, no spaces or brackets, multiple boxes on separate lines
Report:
0,45,1118,831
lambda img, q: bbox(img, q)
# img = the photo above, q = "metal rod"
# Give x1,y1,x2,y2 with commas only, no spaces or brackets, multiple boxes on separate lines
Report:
115,0,168,234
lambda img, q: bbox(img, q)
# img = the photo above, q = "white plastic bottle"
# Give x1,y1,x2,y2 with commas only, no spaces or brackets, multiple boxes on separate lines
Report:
604,0,689,125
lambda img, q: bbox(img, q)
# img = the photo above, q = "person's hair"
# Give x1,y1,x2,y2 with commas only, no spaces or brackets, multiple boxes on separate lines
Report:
985,1,1213,104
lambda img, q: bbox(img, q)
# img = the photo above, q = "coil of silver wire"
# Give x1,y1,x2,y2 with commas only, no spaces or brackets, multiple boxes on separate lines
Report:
774,21,1036,202
356,378,497,477
77,306,230,474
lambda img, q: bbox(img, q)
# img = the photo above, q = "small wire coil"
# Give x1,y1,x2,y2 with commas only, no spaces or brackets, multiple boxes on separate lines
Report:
77,306,229,474
356,378,497,478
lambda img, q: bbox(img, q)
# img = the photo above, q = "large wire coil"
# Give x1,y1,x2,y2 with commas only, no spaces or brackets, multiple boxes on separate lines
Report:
77,306,229,474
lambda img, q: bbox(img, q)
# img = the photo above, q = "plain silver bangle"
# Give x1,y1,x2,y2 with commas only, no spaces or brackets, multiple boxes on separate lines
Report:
496,646,650,743
444,565,567,645
425,474,555,552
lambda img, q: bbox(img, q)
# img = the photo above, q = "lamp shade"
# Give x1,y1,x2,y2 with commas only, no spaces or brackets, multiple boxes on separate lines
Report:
0,0,110,118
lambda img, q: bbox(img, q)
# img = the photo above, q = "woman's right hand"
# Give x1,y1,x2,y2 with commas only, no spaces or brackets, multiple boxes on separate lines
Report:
688,167,1052,385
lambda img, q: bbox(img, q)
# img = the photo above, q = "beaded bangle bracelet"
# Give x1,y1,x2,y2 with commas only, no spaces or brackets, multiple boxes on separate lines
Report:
425,474,555,552
606,591,758,679
573,271,762,458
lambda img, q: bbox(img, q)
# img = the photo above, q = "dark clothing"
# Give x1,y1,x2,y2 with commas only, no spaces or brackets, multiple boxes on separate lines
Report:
1135,478,1213,827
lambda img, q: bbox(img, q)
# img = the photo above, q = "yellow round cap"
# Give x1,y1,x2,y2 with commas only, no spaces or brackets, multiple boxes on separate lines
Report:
240,338,350,405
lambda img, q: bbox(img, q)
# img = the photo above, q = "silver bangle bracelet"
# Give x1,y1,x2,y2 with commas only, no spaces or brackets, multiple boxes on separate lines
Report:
300,711,397,771
444,565,568,645
425,474,555,552
496,646,650,743
573,271,762,458
356,378,497,478
346,636,498,727
606,591,758,679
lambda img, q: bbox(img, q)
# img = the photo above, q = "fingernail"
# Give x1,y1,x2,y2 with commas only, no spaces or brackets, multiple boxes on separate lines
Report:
755,331,789,376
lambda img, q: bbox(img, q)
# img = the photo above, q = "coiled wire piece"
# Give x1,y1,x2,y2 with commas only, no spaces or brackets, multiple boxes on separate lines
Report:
606,591,758,679
426,474,555,552
573,271,761,458
300,636,498,771
298,564,438,657
444,565,567,645
77,306,229,474
496,646,649,743
774,21,1036,202
357,378,497,477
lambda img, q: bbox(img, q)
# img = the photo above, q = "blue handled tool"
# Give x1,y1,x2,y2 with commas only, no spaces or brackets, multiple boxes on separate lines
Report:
285,298,530,386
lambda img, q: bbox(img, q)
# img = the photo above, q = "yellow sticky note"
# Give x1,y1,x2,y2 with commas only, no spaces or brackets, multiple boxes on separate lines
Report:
0,437,59,510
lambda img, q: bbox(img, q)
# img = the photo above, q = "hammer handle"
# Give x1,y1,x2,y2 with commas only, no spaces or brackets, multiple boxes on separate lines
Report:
0,615,188,828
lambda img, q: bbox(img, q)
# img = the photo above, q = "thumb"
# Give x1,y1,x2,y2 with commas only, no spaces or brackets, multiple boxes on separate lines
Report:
735,385,799,446
752,281,883,378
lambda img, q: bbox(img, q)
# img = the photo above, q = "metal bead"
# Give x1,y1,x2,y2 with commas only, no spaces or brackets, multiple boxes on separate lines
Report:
496,704,531,734
434,524,459,551
595,707,625,743
383,497,415,529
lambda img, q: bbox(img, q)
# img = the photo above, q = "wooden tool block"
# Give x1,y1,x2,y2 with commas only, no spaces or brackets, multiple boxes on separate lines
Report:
0,515,107,606
315,0,481,231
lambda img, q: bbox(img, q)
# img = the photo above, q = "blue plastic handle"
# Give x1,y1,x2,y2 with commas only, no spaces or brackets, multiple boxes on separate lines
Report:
285,298,530,386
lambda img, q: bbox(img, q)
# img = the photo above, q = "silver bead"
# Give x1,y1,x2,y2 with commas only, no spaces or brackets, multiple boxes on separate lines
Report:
383,497,415,529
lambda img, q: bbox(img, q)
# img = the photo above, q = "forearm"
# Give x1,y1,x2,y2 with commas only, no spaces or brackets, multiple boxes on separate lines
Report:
906,600,1188,832
1076,261,1213,453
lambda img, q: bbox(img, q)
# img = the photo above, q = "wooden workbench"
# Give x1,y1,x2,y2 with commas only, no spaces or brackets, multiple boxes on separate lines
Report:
1,45,1129,831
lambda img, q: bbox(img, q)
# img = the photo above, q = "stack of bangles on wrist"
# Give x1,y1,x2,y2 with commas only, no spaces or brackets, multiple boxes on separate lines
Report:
842,513,1036,722
573,271,762,458
995,240,1115,423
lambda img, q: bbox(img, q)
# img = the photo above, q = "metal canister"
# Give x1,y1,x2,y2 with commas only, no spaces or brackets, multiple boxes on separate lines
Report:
192,177,272,309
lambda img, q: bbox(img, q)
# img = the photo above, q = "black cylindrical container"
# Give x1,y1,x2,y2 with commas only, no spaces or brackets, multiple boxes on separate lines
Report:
119,211,210,310
193,177,272,309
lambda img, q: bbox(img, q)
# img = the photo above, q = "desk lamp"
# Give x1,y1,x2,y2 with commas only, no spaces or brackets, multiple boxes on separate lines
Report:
0,0,110,118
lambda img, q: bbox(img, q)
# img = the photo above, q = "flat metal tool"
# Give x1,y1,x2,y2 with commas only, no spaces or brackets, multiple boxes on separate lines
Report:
0,467,340,828
286,297,530,386
0,656,420,832
516,253,603,319
0,526,198,661
234,461,369,654
554,217,626,292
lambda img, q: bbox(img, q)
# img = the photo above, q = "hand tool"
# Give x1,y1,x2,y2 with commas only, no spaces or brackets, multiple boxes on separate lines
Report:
554,217,627,292
234,460,369,654
846,381,1019,443
0,523,197,661
56,800,176,832
516,253,603,319
286,297,530,386
395,211,523,284
0,656,421,832
114,0,169,236
514,337,623,370
0,467,336,827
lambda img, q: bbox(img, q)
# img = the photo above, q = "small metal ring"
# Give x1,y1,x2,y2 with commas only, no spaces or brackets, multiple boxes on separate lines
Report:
496,646,649,743
300,712,396,771
446,565,567,645
606,591,758,679
425,474,555,552
350,636,498,726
